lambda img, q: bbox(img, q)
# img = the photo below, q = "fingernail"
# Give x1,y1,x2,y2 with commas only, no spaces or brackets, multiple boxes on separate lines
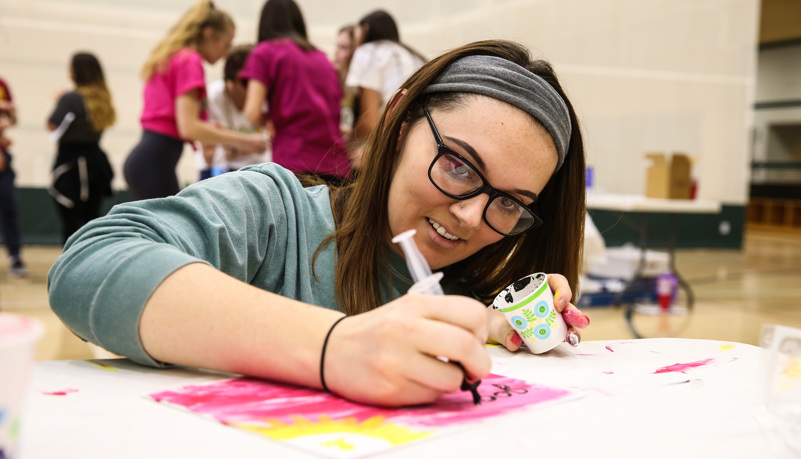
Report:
563,309,590,328
554,289,567,307
510,332,523,347
566,332,580,346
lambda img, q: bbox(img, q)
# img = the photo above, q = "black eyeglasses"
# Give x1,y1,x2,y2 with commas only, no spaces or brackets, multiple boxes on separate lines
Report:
423,107,543,236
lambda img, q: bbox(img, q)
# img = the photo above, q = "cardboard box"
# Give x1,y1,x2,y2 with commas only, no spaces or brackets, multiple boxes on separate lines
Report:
645,152,692,199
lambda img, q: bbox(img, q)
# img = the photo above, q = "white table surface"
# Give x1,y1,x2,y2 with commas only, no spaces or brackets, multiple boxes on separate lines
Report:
21,339,793,458
587,192,722,214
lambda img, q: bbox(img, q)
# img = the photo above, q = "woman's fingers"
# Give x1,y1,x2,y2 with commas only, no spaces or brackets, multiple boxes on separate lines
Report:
548,274,572,313
486,308,523,351
405,353,466,393
408,297,492,383
403,316,491,380
321,294,492,407
412,294,489,343
546,273,590,329
563,305,590,329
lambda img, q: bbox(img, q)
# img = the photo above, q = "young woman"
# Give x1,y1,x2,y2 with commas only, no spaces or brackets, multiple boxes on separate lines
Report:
345,10,426,166
241,0,350,184
47,52,116,244
0,77,27,276
333,25,359,145
124,0,267,200
334,25,356,84
49,40,589,408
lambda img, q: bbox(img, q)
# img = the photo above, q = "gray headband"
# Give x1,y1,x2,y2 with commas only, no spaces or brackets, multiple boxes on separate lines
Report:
421,55,571,171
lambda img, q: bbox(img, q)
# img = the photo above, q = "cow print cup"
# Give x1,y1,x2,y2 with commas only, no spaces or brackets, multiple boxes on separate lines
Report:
492,273,567,354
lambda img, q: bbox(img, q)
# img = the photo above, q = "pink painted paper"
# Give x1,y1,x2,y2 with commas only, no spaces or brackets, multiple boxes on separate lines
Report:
150,374,573,428
149,374,579,456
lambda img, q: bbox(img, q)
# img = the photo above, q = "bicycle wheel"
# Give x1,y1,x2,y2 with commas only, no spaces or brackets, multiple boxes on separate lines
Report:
624,275,694,339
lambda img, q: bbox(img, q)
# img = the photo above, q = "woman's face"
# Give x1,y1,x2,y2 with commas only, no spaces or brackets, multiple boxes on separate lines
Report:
334,30,353,73
387,95,559,270
200,26,234,64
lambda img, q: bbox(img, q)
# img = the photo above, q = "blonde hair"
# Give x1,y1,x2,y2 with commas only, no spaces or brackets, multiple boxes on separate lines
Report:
76,86,115,132
71,52,115,132
141,0,234,80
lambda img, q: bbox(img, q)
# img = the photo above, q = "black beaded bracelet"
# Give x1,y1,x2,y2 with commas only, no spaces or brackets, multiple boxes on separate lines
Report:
320,315,348,393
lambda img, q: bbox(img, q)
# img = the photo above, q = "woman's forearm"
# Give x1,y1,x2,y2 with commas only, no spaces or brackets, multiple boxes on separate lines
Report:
178,115,253,149
243,80,268,128
139,263,344,388
176,91,260,150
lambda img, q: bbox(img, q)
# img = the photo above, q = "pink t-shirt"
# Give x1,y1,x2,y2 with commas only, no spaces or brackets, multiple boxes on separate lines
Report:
240,39,349,178
140,48,207,139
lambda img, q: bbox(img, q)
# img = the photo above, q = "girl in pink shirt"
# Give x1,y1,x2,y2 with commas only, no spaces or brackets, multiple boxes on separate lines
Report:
124,0,267,200
241,0,350,184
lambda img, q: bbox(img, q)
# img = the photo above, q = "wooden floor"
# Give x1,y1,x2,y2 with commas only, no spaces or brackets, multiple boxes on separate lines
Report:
3,229,801,361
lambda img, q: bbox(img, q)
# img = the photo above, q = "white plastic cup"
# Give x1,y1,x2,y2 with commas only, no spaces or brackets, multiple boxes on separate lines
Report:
492,273,567,354
0,313,44,459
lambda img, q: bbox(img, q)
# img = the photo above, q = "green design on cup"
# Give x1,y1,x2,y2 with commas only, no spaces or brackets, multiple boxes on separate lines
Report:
523,309,536,322
521,327,535,339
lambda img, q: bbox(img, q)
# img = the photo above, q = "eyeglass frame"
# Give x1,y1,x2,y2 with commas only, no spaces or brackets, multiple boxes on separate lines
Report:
422,107,543,237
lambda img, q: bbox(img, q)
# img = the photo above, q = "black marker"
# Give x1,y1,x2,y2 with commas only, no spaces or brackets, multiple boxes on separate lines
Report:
454,361,482,405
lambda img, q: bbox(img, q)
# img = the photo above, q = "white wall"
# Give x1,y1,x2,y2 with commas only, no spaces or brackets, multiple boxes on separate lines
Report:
0,0,760,205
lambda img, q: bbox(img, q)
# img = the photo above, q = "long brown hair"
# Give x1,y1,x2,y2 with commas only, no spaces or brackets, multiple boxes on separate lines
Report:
72,52,115,132
357,9,426,63
320,40,586,315
257,0,314,52
141,0,234,80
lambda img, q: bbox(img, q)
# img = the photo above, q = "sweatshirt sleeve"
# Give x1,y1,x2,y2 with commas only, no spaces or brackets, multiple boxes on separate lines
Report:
47,165,304,367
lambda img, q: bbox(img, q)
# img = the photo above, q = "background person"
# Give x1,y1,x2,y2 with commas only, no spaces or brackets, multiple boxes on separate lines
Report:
241,0,350,185
345,9,426,168
198,44,272,180
47,52,116,244
124,0,267,200
333,24,358,145
0,76,27,277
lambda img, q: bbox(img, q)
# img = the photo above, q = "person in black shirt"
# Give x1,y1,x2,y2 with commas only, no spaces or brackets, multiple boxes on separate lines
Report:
47,52,116,244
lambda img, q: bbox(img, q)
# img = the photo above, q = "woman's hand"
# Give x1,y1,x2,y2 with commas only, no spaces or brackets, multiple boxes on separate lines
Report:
487,273,590,352
321,294,492,407
236,132,269,155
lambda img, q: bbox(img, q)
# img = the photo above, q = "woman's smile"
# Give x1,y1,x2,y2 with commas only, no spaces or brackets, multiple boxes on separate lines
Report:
428,218,459,241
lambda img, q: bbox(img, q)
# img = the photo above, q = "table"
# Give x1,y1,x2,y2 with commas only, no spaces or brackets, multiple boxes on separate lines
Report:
587,193,722,215
21,339,795,458
586,193,722,338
